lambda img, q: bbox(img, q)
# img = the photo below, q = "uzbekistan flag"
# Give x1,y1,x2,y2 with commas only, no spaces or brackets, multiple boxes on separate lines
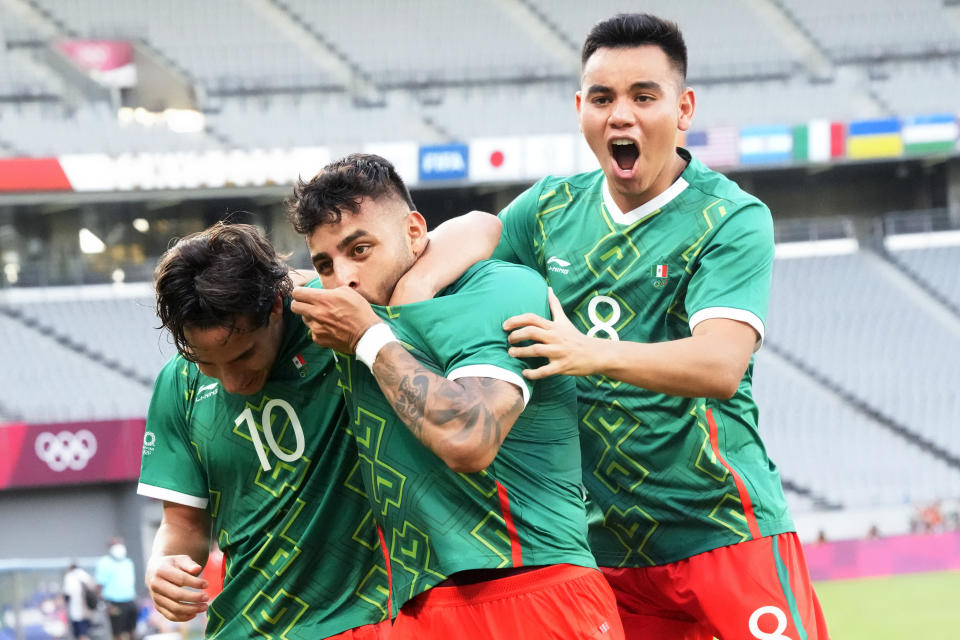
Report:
739,125,793,165
901,114,958,155
846,118,903,159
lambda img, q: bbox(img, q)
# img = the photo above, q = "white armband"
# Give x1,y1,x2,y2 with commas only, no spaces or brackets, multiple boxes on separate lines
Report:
355,322,399,370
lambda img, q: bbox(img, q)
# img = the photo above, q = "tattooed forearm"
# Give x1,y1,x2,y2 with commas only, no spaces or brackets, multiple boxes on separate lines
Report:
371,342,526,472
395,374,429,437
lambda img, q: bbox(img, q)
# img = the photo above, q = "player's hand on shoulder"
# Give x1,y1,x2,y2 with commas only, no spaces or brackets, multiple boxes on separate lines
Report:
504,288,601,379
145,554,209,622
291,285,380,354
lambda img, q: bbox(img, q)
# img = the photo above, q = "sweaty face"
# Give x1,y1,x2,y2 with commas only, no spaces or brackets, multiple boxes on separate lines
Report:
184,307,283,396
306,196,424,306
577,45,694,212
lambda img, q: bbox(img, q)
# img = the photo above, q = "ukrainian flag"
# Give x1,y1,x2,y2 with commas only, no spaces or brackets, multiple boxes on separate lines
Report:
846,118,903,159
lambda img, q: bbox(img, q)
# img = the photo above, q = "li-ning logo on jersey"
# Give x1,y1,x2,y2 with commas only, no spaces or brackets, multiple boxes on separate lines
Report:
34,430,98,471
547,256,571,275
196,382,218,402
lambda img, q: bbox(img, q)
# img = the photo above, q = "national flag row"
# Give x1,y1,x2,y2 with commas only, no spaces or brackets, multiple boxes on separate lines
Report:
0,114,957,193
683,114,959,167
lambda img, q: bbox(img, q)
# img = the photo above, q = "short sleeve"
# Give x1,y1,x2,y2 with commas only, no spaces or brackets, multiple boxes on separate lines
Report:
406,263,551,406
492,179,546,268
137,359,209,508
685,202,774,349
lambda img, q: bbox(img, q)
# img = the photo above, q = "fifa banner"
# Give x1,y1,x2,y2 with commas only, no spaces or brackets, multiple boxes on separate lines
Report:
0,419,145,490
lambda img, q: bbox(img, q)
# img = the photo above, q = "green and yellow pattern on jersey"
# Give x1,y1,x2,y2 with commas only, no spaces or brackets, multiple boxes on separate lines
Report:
336,260,596,613
494,150,795,568
139,301,389,638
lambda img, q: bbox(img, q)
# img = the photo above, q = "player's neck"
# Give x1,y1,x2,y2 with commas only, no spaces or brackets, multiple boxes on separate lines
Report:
608,152,689,214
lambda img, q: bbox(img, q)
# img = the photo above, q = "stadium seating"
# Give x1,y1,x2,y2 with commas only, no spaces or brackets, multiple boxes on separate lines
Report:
754,349,960,510
776,0,960,62
0,0,955,155
767,251,960,462
281,0,574,86
889,246,960,311
0,313,152,422
30,0,339,93
0,101,223,156
10,294,174,383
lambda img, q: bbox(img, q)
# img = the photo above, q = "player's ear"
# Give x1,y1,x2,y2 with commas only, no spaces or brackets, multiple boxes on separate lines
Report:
677,87,695,132
406,211,429,257
575,91,583,125
270,294,283,320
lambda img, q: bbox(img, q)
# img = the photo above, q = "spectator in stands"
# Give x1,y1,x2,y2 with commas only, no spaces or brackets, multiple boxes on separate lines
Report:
63,561,96,640
140,218,498,638
484,13,828,640
96,537,137,640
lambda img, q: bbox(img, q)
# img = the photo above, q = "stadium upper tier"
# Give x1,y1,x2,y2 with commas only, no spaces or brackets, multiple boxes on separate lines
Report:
1,0,959,156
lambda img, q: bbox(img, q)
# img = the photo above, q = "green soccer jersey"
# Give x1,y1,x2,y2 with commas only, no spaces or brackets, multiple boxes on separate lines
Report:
138,301,389,639
493,149,794,568
334,260,596,613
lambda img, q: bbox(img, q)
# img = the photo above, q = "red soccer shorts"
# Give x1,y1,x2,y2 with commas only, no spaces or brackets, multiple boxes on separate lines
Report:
603,532,829,640
326,619,392,640
391,564,625,640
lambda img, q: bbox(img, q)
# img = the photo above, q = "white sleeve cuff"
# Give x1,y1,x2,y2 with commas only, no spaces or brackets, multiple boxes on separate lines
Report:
447,364,531,407
688,307,765,352
137,483,208,509
355,323,399,370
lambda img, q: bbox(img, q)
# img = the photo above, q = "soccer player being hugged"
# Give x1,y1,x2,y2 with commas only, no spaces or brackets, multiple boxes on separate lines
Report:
494,13,830,640
138,217,498,639
287,153,624,640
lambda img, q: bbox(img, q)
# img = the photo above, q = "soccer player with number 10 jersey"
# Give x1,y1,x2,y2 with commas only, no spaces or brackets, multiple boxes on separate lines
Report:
494,13,830,640
137,217,499,639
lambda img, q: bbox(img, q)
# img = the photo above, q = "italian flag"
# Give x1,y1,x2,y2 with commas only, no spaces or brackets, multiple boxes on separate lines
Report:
793,120,845,163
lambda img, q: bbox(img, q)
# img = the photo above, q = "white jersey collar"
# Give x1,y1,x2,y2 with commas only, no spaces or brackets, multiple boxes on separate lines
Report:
602,174,689,225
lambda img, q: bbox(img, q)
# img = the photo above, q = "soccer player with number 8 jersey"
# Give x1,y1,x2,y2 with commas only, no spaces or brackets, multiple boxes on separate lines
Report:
493,13,830,640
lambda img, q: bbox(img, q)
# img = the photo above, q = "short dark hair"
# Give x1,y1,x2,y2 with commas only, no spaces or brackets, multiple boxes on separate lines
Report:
154,222,292,359
581,13,687,82
287,153,415,235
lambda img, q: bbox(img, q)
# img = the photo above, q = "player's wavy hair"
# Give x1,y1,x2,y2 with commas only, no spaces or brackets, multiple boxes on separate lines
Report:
286,153,416,235
154,222,293,360
582,13,687,83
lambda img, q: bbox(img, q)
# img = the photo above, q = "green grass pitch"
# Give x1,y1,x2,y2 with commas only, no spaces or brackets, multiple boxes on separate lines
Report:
815,570,960,639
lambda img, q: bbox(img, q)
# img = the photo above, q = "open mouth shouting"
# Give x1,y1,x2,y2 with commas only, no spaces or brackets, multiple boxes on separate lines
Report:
610,138,639,177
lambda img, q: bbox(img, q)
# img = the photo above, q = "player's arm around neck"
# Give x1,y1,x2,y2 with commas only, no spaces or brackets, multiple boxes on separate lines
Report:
371,342,525,473
505,290,755,399
145,502,211,622
389,211,501,304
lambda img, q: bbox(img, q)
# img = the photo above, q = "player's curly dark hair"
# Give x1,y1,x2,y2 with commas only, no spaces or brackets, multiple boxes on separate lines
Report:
154,222,292,360
581,13,687,82
286,153,416,235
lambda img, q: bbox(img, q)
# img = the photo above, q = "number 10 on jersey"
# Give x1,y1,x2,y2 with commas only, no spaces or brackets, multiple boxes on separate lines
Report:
234,399,306,471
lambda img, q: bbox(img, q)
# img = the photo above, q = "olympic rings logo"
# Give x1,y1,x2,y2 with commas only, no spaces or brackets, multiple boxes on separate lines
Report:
34,430,98,472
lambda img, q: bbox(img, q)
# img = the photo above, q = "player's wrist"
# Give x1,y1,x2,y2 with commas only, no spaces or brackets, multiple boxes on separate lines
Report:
355,322,399,370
